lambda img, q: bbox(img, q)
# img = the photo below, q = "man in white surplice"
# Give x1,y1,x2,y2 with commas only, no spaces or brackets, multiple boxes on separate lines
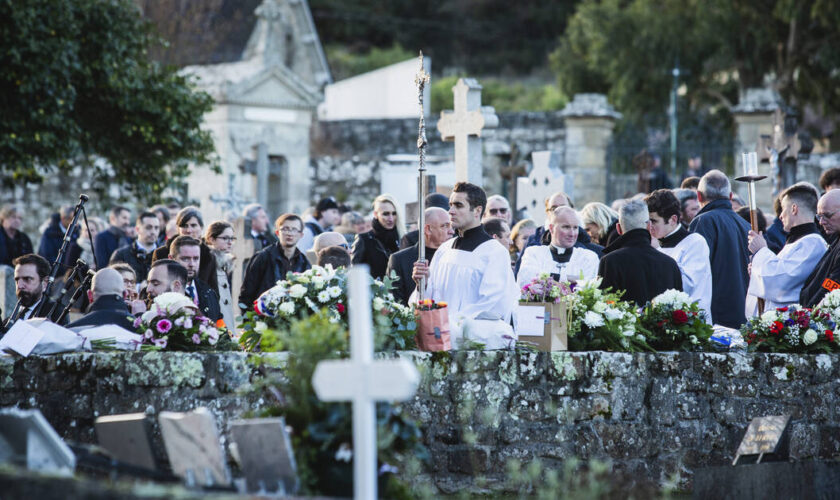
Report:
646,189,714,323
746,184,828,316
517,206,599,287
411,182,519,349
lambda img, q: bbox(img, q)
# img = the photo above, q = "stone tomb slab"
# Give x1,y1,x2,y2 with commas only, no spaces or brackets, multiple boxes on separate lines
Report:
158,407,230,487
95,412,156,471
229,417,298,494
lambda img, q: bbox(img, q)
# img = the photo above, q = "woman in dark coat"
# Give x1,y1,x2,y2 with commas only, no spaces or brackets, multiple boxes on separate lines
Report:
351,194,404,280
151,206,218,290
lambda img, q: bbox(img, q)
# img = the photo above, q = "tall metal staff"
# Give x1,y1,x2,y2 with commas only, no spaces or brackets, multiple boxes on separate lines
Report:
414,52,430,300
735,151,767,314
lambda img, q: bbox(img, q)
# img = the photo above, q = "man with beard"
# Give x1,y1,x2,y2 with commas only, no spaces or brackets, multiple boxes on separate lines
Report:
110,211,160,285
5,254,66,327
169,236,221,322
240,214,311,313
352,194,404,279
146,259,188,300
411,182,519,349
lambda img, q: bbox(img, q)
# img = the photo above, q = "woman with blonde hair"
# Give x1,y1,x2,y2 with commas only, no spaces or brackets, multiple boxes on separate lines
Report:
580,202,620,246
351,193,404,279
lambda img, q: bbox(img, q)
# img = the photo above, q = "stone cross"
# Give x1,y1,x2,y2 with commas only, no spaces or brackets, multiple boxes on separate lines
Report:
436,78,498,183
312,265,420,500
516,150,567,227
209,173,249,218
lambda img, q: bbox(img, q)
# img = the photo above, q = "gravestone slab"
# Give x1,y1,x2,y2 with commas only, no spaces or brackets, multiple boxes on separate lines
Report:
95,413,156,470
229,417,298,494
158,407,229,487
693,461,840,500
0,408,75,475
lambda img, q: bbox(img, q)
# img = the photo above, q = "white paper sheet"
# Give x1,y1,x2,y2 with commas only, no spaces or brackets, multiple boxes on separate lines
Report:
516,305,546,337
0,320,47,356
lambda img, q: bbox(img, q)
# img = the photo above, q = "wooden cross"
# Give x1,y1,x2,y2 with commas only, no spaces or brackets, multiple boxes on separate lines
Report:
312,266,420,500
436,78,498,184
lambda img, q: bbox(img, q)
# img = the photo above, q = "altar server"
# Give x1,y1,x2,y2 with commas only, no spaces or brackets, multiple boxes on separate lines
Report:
517,206,599,288
646,189,713,323
746,184,827,314
411,182,519,349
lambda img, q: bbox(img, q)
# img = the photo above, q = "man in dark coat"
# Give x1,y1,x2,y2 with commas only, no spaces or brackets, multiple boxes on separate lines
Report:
688,170,751,328
599,200,682,305
240,214,311,313
37,206,75,266
4,254,66,329
151,207,218,291
67,268,134,331
0,205,34,267
399,193,450,249
169,236,221,322
110,211,160,284
801,189,840,306
386,207,454,304
94,206,132,267
352,195,402,279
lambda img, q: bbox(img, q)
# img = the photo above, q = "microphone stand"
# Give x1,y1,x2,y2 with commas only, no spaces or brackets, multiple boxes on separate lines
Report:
46,259,89,321
57,269,95,325
33,194,89,319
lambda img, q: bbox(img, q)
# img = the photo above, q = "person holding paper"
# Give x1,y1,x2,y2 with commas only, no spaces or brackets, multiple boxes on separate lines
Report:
516,206,599,288
67,268,135,331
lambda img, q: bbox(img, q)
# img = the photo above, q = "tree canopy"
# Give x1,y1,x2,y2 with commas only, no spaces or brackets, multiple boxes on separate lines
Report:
550,0,840,132
0,0,217,203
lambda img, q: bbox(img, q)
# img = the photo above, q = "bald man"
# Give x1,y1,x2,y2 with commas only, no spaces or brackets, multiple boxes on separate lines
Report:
67,268,135,330
387,207,453,304
308,231,349,264
517,206,599,287
800,189,840,306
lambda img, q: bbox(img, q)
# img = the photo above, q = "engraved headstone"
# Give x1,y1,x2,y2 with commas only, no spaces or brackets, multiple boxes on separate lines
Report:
0,408,75,475
732,414,791,465
95,413,156,470
229,417,298,494
516,151,567,227
158,407,230,487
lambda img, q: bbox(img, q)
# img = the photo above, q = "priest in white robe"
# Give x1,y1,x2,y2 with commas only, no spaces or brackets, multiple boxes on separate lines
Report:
646,189,714,323
411,182,520,349
517,206,599,287
746,184,828,316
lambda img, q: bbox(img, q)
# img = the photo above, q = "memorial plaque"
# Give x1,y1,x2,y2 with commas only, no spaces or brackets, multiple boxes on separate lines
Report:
158,408,230,487
95,413,156,470
229,417,298,494
733,414,791,465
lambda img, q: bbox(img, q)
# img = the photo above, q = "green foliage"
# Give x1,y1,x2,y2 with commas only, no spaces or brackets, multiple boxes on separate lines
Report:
326,43,415,81
637,295,714,351
550,0,840,130
431,75,567,114
251,313,428,496
0,0,217,203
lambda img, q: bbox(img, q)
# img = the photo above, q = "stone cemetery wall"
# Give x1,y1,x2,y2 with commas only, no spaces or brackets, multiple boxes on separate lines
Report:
309,112,567,209
3,350,839,494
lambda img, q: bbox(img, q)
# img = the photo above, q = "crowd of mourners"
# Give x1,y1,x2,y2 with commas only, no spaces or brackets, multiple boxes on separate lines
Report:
3,164,840,346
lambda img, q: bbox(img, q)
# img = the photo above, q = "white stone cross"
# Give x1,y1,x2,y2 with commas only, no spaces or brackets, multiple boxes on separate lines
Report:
436,78,499,184
516,150,568,227
312,265,420,500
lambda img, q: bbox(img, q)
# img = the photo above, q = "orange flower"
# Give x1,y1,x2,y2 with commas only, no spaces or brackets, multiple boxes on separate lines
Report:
438,301,448,308
215,318,226,329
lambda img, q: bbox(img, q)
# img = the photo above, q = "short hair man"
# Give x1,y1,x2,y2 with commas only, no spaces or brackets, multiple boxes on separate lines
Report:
37,205,75,265
688,169,751,327
67,268,135,331
387,207,453,305
681,176,701,191
94,205,131,267
146,259,188,300
819,168,840,193
744,185,827,314
317,246,352,269
517,206,599,288
483,218,512,252
110,211,160,283
800,189,840,306
169,236,221,321
598,200,682,306
399,192,451,250
411,182,519,349
646,189,713,321
0,205,34,267
7,254,65,326
298,197,341,252
483,195,512,225
243,203,277,252
240,214,311,313
672,188,700,228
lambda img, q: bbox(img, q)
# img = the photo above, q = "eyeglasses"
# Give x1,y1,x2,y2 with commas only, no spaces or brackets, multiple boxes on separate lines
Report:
279,227,302,234
489,208,509,215
817,211,837,220
216,236,237,242
339,243,350,249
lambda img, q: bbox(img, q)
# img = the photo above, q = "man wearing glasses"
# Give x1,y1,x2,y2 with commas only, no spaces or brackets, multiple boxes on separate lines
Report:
239,213,311,313
483,195,513,225
800,189,840,307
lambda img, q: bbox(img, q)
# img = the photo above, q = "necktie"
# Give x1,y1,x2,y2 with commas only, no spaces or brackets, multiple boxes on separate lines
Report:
186,284,197,304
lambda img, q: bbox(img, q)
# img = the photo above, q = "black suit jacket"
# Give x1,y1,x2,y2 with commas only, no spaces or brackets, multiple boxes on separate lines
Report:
67,295,135,331
192,278,222,322
239,243,310,313
110,241,154,283
386,245,419,305
152,239,219,291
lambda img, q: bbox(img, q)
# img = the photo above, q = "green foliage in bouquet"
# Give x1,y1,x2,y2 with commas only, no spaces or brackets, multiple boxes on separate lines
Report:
637,290,713,351
741,304,839,354
564,278,648,352
135,292,235,351
249,314,428,497
238,265,416,352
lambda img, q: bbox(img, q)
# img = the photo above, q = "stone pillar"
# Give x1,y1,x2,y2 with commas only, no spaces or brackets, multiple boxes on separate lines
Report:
731,88,785,214
0,264,15,321
560,94,621,205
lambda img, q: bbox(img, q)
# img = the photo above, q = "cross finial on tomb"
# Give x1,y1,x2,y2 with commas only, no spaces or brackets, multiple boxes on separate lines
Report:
436,78,499,183
312,266,420,500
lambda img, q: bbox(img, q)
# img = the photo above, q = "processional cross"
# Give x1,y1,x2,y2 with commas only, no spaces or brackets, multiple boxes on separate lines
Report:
437,78,499,183
415,52,431,300
312,266,420,500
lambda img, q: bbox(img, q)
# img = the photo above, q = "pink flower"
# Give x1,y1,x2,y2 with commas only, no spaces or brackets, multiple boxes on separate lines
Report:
183,318,193,329
192,333,201,344
154,338,167,348
156,319,172,334
133,317,142,328
144,329,154,339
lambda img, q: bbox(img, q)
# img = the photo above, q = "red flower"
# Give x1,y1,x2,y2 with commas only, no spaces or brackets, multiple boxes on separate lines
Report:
770,321,784,334
672,309,689,324
827,330,835,342
776,306,788,312
336,303,346,314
